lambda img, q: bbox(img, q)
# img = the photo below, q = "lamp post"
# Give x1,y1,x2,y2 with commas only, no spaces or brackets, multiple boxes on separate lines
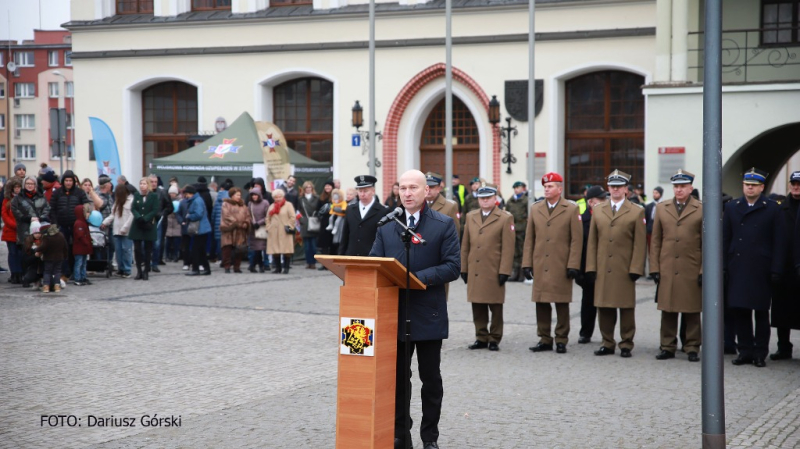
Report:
488,95,518,174
53,70,72,172
352,100,382,168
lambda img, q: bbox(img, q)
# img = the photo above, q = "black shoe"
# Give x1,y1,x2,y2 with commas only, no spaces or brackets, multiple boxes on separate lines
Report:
620,348,632,358
578,336,591,344
769,351,792,361
225,268,231,274
556,343,566,354
724,346,738,355
395,437,413,449
248,265,257,273
468,341,488,350
732,355,753,366
201,270,211,276
185,271,201,276
488,342,499,351
655,350,675,360
134,269,143,280
529,342,553,352
258,265,265,273
142,270,149,281
422,442,439,449
688,352,700,362
158,260,166,265
594,346,615,356
753,358,767,368
151,266,160,273
234,269,242,273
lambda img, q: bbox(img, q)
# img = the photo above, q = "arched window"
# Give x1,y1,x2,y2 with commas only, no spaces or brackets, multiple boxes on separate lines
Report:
273,78,333,163
142,81,198,173
420,96,480,182
565,71,644,197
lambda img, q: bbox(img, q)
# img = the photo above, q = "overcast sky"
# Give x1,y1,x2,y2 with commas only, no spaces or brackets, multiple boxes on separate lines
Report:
0,0,71,42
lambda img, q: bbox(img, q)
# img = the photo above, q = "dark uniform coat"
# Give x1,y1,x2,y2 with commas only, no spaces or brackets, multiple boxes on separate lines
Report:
339,198,387,256
461,207,515,304
650,197,703,313
723,195,785,311
771,196,800,329
369,204,461,341
586,200,647,308
522,199,583,303
429,194,460,235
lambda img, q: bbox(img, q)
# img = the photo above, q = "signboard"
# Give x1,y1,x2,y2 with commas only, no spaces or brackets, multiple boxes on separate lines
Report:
658,147,686,183
352,134,361,147
340,318,375,356
255,121,291,186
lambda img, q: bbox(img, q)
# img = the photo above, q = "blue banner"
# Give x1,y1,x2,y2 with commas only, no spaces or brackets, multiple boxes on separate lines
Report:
89,117,122,186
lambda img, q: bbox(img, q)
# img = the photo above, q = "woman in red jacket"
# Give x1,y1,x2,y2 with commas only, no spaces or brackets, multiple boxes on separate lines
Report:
2,178,23,283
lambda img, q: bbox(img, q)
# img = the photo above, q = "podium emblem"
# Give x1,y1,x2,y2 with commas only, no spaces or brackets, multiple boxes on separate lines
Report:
341,318,375,356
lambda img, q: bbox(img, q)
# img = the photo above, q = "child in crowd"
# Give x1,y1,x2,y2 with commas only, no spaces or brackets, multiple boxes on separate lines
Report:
34,222,68,293
22,221,44,289
326,189,347,235
165,185,182,262
72,205,93,286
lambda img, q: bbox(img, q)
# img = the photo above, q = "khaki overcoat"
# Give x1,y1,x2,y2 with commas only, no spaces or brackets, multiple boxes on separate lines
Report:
521,199,584,303
430,194,460,234
586,200,646,308
266,201,297,254
650,198,703,313
461,207,515,304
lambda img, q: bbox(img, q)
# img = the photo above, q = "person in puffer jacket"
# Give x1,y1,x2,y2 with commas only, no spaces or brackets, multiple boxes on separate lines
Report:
49,170,91,280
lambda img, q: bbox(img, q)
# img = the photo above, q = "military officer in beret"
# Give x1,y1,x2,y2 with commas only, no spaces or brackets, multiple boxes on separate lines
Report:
650,169,703,362
770,170,800,360
461,186,515,351
339,175,388,256
723,168,786,368
586,169,646,358
505,181,529,282
523,172,583,353
425,172,460,235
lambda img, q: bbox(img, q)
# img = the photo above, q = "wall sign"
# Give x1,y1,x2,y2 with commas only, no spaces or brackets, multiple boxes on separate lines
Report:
658,147,686,183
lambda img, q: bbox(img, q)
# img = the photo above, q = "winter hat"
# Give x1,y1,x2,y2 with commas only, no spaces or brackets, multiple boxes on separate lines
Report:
168,185,179,195
197,176,207,183
29,221,42,234
14,163,26,173
42,172,58,183
98,175,112,186
184,185,197,194
38,221,51,233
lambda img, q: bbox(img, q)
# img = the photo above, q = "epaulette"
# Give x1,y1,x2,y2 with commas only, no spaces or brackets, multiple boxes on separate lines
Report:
566,200,578,206
533,198,545,204
631,202,644,208
446,198,457,206
502,210,513,216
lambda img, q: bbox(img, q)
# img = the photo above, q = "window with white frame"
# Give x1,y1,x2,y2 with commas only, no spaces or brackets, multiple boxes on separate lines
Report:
65,51,72,66
48,82,59,98
66,113,74,129
0,82,5,98
14,51,34,67
0,145,6,161
48,50,59,66
15,145,36,160
65,81,73,98
0,114,5,129
14,83,35,98
15,114,35,129
50,143,74,160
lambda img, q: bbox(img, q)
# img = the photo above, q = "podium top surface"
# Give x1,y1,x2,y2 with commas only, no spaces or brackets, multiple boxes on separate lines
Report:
315,255,426,290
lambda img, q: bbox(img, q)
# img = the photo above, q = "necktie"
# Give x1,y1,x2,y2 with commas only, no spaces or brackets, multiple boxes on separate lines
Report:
612,204,617,215
408,216,416,229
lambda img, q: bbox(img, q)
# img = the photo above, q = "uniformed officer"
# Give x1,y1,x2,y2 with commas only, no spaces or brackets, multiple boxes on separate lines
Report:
425,172,460,235
577,185,608,344
460,177,483,229
505,181,529,282
650,169,703,362
461,186,515,351
770,170,800,360
723,167,786,368
522,172,583,354
586,169,646,358
339,175,388,256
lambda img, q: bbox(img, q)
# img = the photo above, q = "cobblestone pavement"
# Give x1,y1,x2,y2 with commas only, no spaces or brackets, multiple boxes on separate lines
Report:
1,254,799,448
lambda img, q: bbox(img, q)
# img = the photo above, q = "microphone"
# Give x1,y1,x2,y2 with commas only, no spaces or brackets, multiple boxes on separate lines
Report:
377,207,403,227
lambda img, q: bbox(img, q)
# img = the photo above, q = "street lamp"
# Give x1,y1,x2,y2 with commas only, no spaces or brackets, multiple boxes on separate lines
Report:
351,100,363,131
53,70,72,173
351,100,382,168
488,95,518,174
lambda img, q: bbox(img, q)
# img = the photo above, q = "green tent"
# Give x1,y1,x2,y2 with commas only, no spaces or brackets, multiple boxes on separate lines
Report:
151,112,332,191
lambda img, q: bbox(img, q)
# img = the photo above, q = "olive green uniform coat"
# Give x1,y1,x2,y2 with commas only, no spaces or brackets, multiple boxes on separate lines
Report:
461,207,515,304
521,199,584,303
586,200,647,308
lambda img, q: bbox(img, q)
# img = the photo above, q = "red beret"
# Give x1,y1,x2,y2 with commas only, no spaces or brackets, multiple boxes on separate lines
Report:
541,172,563,185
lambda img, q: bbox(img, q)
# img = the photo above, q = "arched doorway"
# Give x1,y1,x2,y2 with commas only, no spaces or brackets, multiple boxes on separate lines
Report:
419,96,480,181
722,122,800,194
142,81,198,174
564,70,644,197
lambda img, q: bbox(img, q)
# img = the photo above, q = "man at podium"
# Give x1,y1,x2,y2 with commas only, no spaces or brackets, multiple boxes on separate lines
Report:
370,169,461,449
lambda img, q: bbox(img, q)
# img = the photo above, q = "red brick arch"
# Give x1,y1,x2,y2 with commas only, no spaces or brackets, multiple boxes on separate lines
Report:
381,63,501,199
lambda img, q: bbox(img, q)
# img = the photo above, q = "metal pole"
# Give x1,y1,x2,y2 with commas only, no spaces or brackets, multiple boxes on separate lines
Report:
527,0,536,204
701,0,725,447
368,0,376,177
445,0,453,199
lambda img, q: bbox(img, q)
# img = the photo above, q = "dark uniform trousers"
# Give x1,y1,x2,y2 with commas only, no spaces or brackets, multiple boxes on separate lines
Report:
395,340,443,443
661,312,701,353
598,307,635,350
536,303,570,345
472,303,504,343
579,282,597,339
513,231,526,270
732,307,771,359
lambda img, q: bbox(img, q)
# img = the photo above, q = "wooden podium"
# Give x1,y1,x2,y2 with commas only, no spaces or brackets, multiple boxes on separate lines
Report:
316,255,426,449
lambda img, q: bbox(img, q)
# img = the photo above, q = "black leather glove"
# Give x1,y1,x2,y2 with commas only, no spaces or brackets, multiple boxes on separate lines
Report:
651,273,660,284
461,272,468,284
522,268,533,280
585,272,596,283
629,273,640,282
498,274,509,286
567,268,579,280
771,272,782,285
697,274,702,287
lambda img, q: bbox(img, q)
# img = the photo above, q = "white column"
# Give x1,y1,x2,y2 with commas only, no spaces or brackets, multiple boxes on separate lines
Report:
671,0,689,82
655,0,672,82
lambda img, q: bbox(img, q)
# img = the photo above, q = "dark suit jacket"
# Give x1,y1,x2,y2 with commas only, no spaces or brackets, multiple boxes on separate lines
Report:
370,203,461,341
339,198,388,256
723,195,786,310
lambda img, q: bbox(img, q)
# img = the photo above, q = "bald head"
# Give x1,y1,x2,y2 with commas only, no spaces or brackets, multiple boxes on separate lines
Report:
398,169,429,214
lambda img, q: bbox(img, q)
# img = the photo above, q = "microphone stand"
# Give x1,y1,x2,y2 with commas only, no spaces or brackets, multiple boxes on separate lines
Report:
387,213,425,449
